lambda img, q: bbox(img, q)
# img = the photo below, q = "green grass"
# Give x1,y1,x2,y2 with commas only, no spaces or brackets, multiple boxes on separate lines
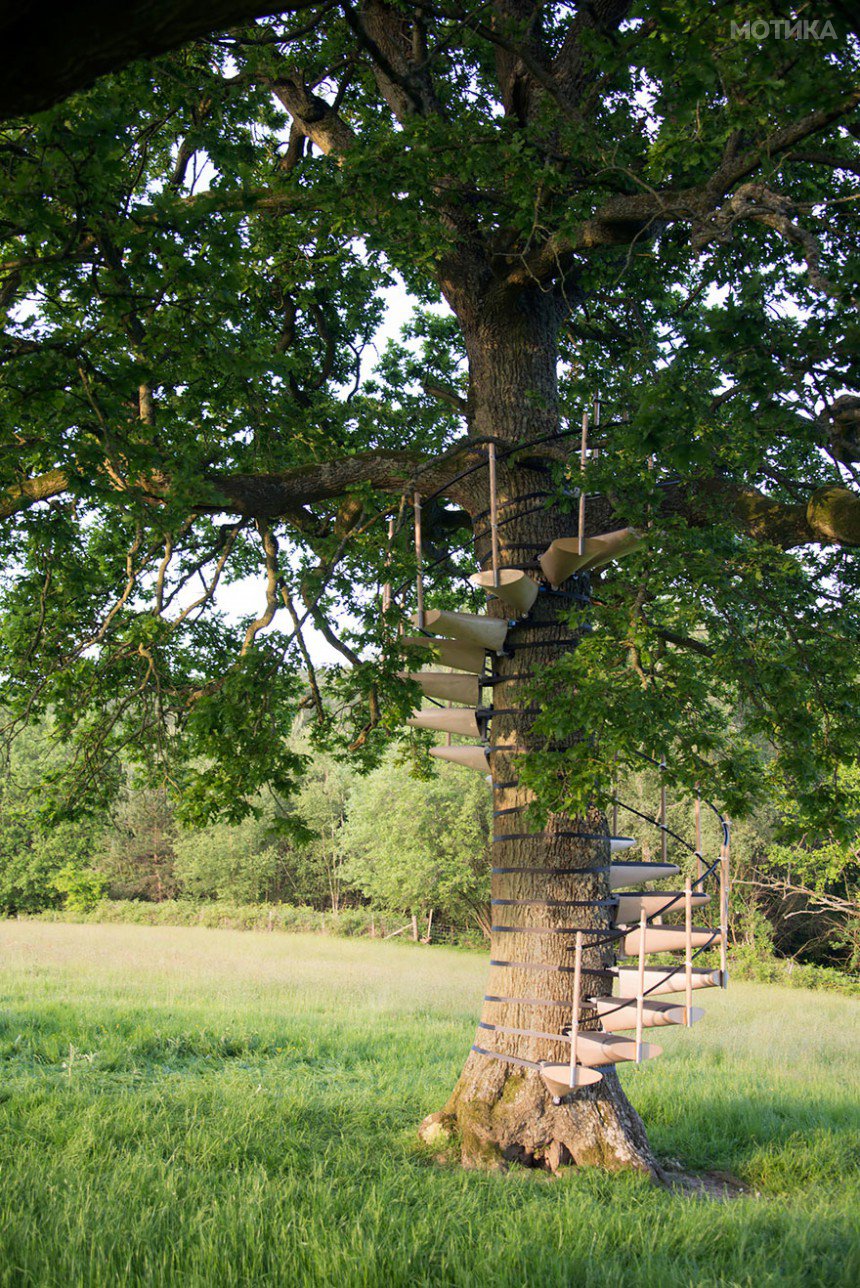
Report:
0,922,858,1287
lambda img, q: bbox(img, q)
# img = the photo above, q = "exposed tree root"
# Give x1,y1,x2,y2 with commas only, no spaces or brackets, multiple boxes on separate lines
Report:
419,1059,657,1176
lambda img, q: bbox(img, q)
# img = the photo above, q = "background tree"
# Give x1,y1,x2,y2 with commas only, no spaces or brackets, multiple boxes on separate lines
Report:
98,782,178,900
1,2,858,1173
0,720,97,913
173,813,289,902
342,754,491,935
292,749,356,912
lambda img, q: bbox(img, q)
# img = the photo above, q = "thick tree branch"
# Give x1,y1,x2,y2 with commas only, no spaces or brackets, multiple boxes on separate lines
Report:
505,88,860,287
267,75,357,155
4,455,858,551
0,1,322,120
0,467,69,518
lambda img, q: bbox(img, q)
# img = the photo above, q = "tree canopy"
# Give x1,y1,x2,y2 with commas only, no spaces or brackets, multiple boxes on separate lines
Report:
1,1,858,835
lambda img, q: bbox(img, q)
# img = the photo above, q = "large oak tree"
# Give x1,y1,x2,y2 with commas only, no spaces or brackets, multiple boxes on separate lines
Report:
1,2,858,1174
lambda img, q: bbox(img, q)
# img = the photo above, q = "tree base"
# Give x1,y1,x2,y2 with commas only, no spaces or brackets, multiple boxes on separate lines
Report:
419,1055,658,1175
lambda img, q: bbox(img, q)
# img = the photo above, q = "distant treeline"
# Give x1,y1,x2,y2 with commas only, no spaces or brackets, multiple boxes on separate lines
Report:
1,719,857,972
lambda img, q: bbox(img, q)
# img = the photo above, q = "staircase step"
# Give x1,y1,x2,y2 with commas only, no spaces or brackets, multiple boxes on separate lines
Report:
587,997,704,1032
412,609,508,652
540,528,643,587
540,1064,603,1098
609,862,680,890
407,708,482,738
469,569,539,615
611,836,637,853
622,925,722,956
614,891,710,924
616,967,721,998
400,636,487,674
399,671,480,705
574,1032,662,1066
429,745,489,771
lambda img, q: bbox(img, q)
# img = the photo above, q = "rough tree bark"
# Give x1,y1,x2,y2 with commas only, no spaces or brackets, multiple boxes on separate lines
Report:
419,285,657,1173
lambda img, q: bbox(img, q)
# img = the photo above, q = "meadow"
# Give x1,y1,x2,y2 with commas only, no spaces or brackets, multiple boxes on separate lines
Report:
0,921,857,1288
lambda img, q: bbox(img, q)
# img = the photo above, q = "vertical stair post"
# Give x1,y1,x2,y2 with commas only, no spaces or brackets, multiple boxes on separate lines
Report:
577,409,588,557
684,877,693,1027
488,441,500,589
720,818,731,988
381,514,395,614
413,491,424,630
635,908,646,1063
568,931,583,1089
694,785,702,883
660,757,668,866
611,751,619,837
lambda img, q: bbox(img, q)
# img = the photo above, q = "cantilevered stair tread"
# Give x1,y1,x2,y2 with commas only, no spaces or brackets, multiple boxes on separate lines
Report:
407,708,483,737
610,837,637,853
614,891,710,924
609,861,680,890
539,528,643,587
469,569,539,615
400,635,487,674
573,1032,662,1066
616,967,721,998
399,671,480,705
622,925,722,956
429,745,489,771
587,998,704,1032
412,609,508,652
541,1064,603,1098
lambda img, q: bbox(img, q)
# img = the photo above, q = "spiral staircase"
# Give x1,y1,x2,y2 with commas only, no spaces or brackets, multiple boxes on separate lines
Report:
391,428,730,1102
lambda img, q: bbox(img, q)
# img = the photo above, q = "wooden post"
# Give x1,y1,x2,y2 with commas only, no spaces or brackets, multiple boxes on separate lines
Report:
660,756,668,865
694,785,702,882
413,491,424,630
635,909,646,1062
381,514,395,613
568,931,583,1089
488,441,500,588
720,818,730,988
684,877,693,1026
611,751,618,836
577,410,588,557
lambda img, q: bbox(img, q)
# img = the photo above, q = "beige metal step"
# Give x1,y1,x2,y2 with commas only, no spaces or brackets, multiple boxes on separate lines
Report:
609,862,680,890
407,708,482,738
587,997,704,1032
540,1064,603,1098
400,635,487,674
540,528,643,587
412,609,508,652
399,671,480,705
616,967,721,998
469,569,539,615
429,745,488,771
622,925,722,956
614,891,710,924
573,1031,662,1067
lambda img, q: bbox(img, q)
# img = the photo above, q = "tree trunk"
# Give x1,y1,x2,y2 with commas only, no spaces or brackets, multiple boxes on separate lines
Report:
420,289,657,1175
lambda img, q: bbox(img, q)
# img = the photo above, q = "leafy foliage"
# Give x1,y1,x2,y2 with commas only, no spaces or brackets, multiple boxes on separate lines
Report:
0,3,857,840
341,755,491,924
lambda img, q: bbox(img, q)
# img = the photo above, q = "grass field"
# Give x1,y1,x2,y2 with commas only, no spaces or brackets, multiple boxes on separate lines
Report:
0,922,858,1287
